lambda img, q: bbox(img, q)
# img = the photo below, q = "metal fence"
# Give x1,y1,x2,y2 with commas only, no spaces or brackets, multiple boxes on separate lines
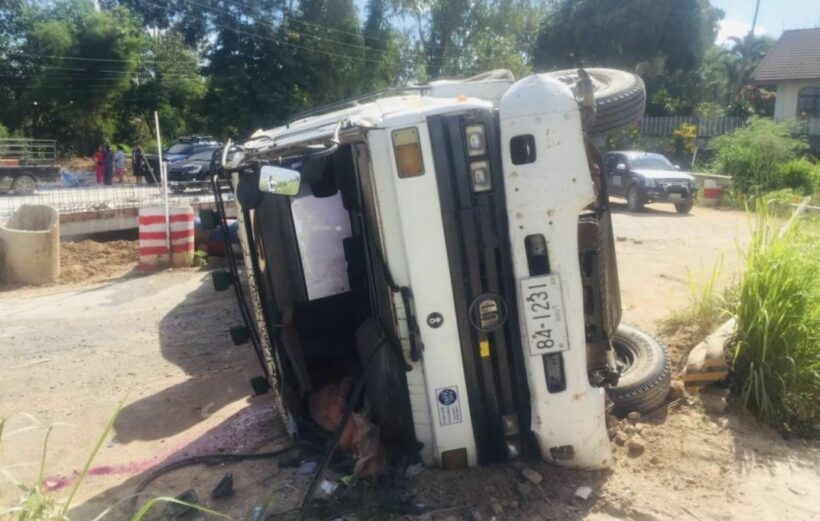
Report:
639,116,746,137
0,184,226,219
0,138,57,165
640,116,820,138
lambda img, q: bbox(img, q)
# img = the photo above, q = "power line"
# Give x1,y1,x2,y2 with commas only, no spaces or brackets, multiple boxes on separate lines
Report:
139,0,432,67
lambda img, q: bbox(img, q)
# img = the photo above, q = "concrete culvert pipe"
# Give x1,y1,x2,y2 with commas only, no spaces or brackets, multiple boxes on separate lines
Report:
0,204,60,285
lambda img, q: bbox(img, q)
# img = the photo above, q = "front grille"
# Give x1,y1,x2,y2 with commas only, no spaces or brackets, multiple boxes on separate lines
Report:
429,112,530,465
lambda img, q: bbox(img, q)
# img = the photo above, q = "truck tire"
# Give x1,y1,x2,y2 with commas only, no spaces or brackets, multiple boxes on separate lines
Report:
607,324,671,416
543,68,646,135
12,175,36,195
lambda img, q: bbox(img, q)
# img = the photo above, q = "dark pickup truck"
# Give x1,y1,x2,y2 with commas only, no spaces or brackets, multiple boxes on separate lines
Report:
0,139,60,194
604,151,696,213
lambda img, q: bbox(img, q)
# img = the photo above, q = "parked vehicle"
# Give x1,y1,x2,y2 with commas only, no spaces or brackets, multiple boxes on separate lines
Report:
206,69,670,472
167,147,221,193
144,136,221,184
0,139,60,194
604,151,697,213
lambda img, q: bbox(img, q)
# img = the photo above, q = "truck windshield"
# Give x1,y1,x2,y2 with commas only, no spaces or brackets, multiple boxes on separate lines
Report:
630,155,673,170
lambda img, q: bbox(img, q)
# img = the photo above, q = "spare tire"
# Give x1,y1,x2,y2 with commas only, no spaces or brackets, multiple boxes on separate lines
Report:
607,324,671,416
543,68,646,135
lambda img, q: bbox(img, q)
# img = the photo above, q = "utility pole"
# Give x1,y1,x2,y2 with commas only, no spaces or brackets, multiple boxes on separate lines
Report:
737,0,762,100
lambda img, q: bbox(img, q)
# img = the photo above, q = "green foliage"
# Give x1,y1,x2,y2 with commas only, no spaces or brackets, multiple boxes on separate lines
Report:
392,0,545,78
774,159,820,196
710,117,808,193
659,257,729,338
0,124,9,139
533,0,721,72
673,122,697,156
729,207,820,436
192,249,208,267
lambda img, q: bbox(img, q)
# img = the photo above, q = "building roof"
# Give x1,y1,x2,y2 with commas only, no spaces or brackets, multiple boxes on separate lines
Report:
751,28,820,83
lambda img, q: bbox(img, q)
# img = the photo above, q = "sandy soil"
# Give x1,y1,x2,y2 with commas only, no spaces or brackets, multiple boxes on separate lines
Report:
1,205,818,521
0,240,138,292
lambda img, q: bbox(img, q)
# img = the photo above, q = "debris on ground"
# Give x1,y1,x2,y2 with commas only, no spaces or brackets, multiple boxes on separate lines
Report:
308,378,388,477
700,388,730,415
627,436,646,457
575,485,593,500
210,472,235,499
627,411,642,424
521,467,542,484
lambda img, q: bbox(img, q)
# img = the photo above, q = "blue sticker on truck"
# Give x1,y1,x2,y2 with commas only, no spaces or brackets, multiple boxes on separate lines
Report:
435,386,462,426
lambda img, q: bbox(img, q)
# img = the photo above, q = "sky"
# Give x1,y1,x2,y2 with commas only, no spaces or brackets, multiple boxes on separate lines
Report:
712,0,820,44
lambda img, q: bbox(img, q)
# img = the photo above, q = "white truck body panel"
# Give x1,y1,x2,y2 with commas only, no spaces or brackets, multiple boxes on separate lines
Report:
499,74,612,469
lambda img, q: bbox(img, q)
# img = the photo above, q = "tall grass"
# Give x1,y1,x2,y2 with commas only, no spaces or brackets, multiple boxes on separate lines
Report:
729,208,820,435
659,257,729,337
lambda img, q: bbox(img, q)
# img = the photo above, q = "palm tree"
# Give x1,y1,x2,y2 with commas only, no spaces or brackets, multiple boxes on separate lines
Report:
723,34,773,100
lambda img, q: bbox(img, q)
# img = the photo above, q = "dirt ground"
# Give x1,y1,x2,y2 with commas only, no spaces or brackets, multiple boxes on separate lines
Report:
0,239,138,291
1,205,818,521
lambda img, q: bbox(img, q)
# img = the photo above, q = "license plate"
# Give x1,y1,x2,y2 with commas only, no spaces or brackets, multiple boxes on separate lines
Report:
520,274,569,355
669,193,682,200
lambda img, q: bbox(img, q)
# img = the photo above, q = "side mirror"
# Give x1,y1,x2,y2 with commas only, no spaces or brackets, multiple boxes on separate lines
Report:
259,165,301,196
616,163,626,171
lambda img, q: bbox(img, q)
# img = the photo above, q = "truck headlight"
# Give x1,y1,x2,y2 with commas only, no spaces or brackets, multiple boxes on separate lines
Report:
469,160,492,193
464,124,486,157
392,127,425,178
644,178,656,189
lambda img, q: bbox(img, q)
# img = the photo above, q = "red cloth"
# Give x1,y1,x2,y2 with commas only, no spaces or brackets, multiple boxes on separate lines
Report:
92,151,104,184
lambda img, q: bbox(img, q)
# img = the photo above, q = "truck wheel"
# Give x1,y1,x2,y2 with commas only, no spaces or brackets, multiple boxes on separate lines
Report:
12,175,36,195
675,201,693,214
607,324,671,416
626,186,644,212
543,68,646,135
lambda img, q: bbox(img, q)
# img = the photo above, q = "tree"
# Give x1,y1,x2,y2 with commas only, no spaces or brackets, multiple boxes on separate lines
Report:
533,0,723,116
3,0,145,152
533,0,722,72
722,34,773,100
392,0,545,79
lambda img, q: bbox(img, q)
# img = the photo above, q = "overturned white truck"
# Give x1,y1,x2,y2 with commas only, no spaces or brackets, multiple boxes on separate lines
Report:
208,69,671,471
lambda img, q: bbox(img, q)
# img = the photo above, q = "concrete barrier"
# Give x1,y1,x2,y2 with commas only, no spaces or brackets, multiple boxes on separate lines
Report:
138,206,195,270
0,204,60,284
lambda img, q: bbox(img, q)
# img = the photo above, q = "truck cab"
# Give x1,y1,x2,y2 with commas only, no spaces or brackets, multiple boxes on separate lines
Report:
211,69,651,471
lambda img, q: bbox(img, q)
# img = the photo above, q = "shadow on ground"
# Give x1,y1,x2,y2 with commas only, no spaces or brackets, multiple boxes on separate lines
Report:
112,273,259,443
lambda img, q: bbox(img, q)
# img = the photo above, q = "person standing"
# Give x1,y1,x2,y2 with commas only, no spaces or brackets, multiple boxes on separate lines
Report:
103,145,114,186
92,145,105,184
132,146,144,184
114,146,126,183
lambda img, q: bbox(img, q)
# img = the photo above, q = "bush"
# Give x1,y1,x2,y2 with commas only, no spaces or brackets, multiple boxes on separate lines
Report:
729,207,820,435
774,159,819,195
710,117,808,192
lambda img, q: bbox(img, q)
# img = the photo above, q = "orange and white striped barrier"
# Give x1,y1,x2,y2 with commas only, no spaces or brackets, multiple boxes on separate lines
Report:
138,206,195,270
701,179,725,207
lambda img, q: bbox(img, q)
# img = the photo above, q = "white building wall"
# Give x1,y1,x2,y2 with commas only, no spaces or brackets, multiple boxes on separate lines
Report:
774,80,820,121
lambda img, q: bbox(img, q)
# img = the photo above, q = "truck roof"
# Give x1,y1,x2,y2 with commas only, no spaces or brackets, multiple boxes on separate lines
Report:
247,71,515,151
